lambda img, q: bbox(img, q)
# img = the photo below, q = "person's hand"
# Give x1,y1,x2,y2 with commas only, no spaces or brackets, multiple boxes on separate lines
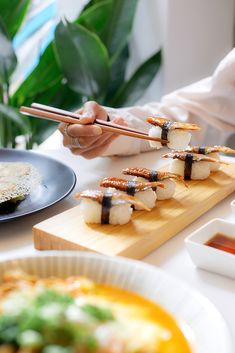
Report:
59,101,126,159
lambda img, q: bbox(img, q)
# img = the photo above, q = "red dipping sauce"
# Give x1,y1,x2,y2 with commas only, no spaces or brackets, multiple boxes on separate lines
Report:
205,233,235,255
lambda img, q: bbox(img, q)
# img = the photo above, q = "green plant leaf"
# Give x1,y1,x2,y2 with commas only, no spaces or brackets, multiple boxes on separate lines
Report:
12,43,62,107
28,118,57,146
101,0,137,61
81,0,106,12
12,39,82,145
0,20,17,84
27,80,83,112
23,82,83,145
105,44,129,104
0,103,28,131
111,50,162,107
77,0,112,38
0,0,31,38
46,82,83,111
54,21,110,99
0,93,29,147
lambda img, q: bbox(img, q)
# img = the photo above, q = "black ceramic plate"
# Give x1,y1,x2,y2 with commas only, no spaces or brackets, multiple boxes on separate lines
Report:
0,149,76,222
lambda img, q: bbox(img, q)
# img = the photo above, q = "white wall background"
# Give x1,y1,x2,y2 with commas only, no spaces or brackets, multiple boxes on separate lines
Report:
57,0,235,103
164,0,235,93
57,0,87,20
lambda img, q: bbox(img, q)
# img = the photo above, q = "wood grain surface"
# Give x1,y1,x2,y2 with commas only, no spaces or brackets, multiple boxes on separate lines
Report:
33,164,235,259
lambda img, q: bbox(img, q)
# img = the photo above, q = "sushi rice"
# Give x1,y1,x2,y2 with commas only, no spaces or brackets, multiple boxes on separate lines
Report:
136,176,175,201
103,184,157,211
134,188,157,210
170,159,211,180
80,198,132,225
148,126,191,150
123,178,157,209
156,178,175,200
207,152,220,171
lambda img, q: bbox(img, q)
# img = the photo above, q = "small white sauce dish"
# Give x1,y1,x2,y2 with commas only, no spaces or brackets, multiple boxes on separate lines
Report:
230,199,235,215
185,218,235,279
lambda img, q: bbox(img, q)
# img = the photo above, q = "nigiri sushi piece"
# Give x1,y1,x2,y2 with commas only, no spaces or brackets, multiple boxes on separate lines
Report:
146,116,200,150
162,152,228,180
76,189,150,225
181,145,235,171
100,177,164,210
122,167,187,200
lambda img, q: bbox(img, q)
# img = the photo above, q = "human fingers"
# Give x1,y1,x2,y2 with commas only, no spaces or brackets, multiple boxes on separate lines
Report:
69,132,113,152
80,120,128,158
59,121,102,149
83,101,107,119
76,101,108,125
58,122,68,135
71,134,118,159
63,115,126,148
59,115,127,141
66,123,102,137
66,115,127,140
60,113,127,153
81,135,118,159
83,132,115,151
69,117,126,150
63,131,112,149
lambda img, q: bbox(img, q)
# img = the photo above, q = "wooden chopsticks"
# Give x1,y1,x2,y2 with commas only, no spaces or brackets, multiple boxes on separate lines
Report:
19,103,168,144
30,103,150,136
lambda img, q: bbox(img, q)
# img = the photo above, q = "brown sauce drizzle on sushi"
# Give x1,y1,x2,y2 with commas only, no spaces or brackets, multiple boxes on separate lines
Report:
146,116,200,131
122,168,186,184
101,192,112,224
182,145,235,155
100,177,164,192
184,153,194,180
205,233,235,255
161,121,172,143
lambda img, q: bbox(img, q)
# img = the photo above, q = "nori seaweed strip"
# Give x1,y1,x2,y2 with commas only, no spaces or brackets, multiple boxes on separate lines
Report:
149,170,158,191
126,180,136,196
149,170,158,181
0,199,23,214
184,153,194,180
161,121,172,144
101,192,112,224
198,146,206,154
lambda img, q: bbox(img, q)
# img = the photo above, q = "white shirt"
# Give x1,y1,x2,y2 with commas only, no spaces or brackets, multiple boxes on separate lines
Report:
41,49,235,156
104,49,235,156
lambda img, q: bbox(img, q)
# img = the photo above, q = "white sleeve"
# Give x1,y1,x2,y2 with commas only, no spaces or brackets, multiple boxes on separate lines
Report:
102,103,162,156
103,48,235,156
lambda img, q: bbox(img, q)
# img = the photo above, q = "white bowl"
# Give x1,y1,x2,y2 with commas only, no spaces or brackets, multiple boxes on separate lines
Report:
230,199,235,215
0,252,233,353
185,218,235,279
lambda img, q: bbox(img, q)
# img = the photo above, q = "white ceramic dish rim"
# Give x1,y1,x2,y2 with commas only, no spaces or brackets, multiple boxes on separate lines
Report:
0,251,233,353
185,218,235,259
230,199,235,212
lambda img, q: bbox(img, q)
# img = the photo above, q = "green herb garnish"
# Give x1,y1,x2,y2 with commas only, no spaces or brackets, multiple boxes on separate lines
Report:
0,289,115,353
81,304,114,321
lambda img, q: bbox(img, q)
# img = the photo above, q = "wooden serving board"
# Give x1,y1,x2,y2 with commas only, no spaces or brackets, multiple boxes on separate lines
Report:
33,164,235,259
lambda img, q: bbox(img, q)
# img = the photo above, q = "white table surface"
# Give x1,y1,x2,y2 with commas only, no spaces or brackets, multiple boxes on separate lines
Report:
1,147,235,347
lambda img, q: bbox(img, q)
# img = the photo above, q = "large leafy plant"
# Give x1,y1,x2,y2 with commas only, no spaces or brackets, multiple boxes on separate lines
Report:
1,0,162,148
0,0,31,147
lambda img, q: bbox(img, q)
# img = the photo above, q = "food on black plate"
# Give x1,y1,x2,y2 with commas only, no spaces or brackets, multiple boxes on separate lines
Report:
0,162,41,213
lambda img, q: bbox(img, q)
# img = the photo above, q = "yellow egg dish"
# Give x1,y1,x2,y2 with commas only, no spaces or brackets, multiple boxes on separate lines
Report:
0,270,191,353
